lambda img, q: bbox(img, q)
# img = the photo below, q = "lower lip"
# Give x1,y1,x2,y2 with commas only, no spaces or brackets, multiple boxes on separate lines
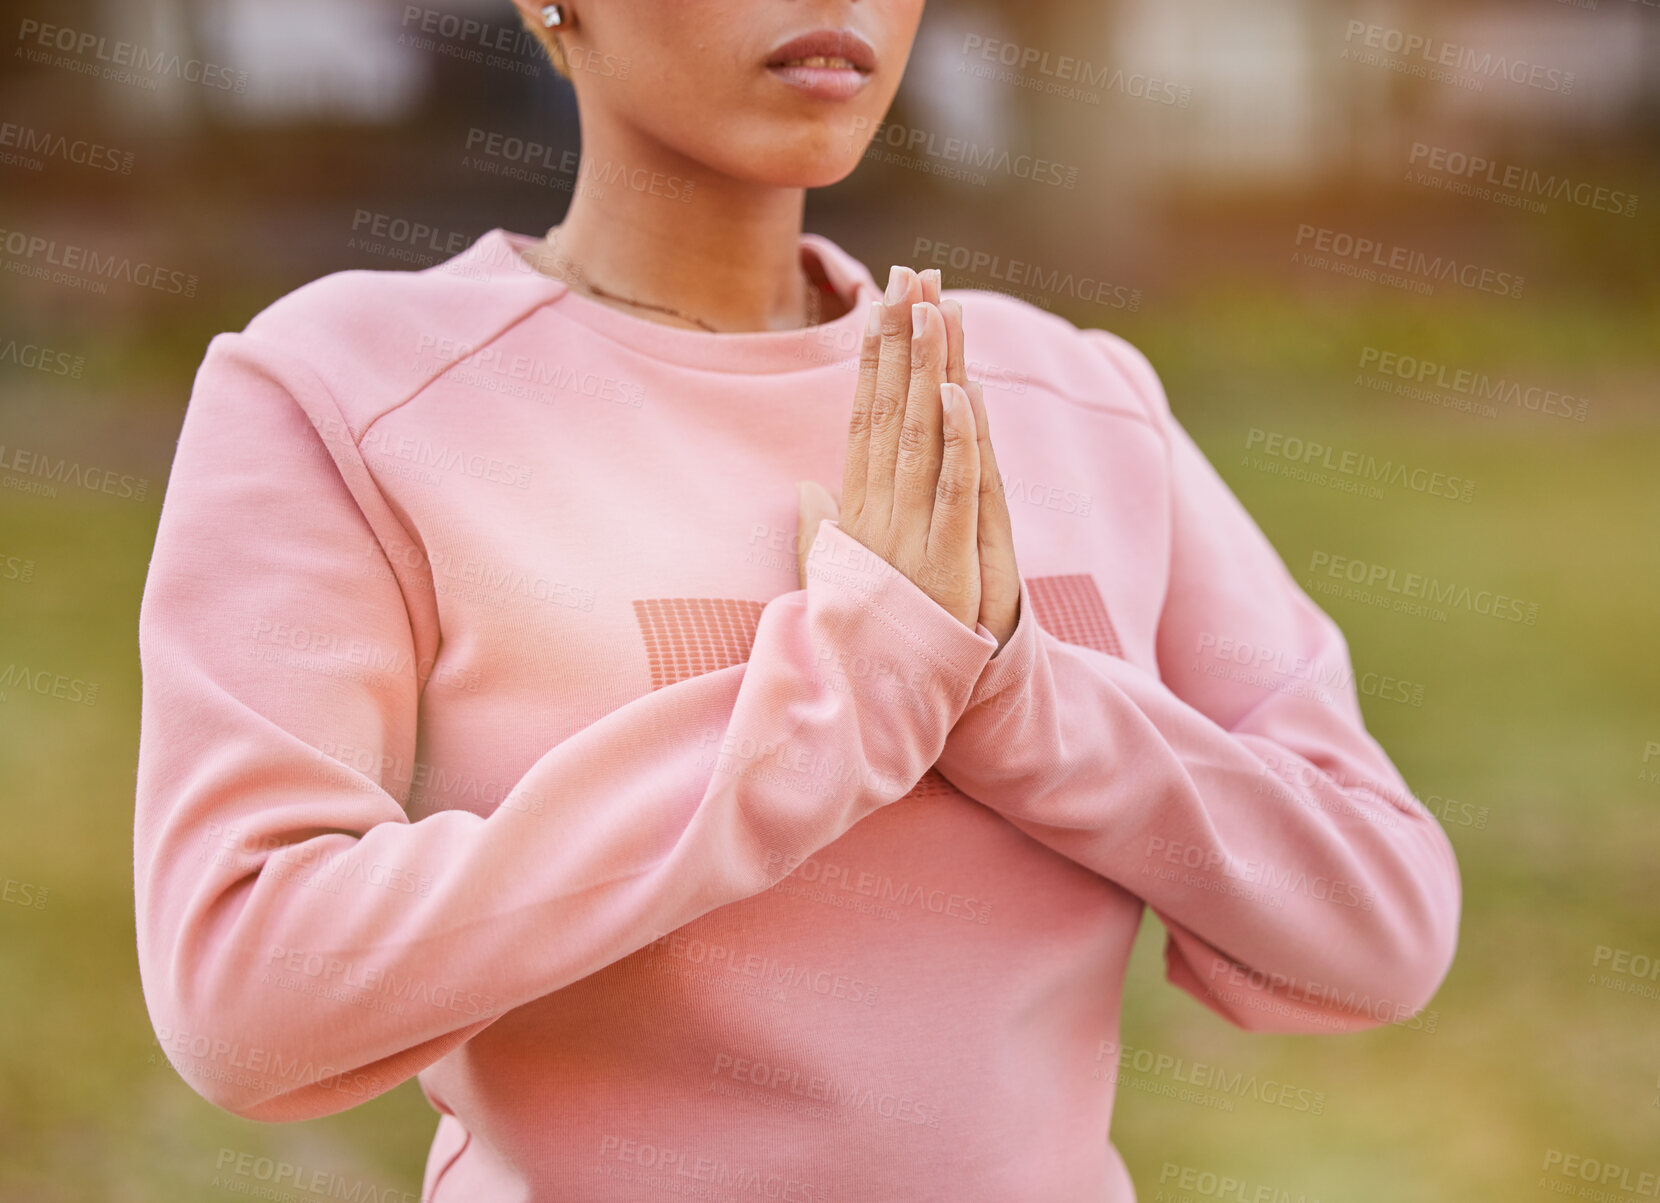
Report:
766,64,871,101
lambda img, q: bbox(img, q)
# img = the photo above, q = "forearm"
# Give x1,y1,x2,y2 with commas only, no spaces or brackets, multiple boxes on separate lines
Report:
135,333,1001,1120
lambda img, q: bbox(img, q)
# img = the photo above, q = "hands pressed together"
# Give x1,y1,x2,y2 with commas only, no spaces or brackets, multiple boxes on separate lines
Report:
797,264,1022,654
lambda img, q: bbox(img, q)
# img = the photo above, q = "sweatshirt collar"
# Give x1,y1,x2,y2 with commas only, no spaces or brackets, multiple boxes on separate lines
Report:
449,226,881,376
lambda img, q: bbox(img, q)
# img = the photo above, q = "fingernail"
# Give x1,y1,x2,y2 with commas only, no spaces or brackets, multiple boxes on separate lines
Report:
865,300,881,337
939,382,956,414
923,268,941,294
912,303,928,337
885,265,905,305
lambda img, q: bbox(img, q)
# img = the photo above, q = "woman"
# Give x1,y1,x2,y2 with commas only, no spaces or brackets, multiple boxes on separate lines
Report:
133,2,1462,1199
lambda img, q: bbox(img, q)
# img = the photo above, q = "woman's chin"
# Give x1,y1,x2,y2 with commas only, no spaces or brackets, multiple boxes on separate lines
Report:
769,159,864,190
734,134,870,190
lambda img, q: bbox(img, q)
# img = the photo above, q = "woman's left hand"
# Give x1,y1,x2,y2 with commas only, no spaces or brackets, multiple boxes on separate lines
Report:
797,270,1021,654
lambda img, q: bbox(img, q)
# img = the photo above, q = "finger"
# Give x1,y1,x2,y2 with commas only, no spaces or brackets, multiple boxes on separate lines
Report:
918,267,941,306
796,479,840,589
840,300,884,526
865,265,920,535
961,379,1012,550
891,301,947,563
928,382,980,568
941,298,968,391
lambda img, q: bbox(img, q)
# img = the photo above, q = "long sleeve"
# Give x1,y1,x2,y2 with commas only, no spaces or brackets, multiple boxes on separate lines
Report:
933,328,1461,1034
133,331,998,1122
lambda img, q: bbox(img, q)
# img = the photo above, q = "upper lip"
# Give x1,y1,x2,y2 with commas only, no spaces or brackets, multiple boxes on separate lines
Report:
765,29,876,72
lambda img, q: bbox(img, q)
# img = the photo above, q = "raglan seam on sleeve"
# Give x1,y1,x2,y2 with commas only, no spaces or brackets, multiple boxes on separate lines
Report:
232,330,433,667
352,295,566,449
942,291,1158,426
1079,327,1174,448
1080,327,1180,665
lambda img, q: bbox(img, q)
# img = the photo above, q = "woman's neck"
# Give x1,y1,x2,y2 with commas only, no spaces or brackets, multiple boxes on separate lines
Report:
535,119,841,333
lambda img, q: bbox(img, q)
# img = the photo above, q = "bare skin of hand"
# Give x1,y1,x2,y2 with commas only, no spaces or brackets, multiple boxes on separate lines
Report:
797,265,1021,652
797,264,981,628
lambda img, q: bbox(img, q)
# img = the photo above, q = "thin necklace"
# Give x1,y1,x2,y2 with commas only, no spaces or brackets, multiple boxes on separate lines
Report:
534,232,832,332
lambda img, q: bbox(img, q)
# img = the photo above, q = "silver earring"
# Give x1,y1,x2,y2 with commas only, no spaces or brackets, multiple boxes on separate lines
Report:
540,4,565,26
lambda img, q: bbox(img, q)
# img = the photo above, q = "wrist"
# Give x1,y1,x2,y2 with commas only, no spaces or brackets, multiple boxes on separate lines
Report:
805,519,998,714
962,574,1039,713
986,595,1020,659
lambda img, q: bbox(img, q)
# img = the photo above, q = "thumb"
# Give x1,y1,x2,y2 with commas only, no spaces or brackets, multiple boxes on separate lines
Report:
796,479,841,589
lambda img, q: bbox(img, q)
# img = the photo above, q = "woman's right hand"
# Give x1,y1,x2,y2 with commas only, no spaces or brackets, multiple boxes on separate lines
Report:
834,265,983,631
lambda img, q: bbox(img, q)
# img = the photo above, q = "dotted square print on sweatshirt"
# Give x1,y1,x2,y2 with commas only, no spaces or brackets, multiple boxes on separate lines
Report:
1026,574,1123,658
633,597,767,690
632,573,1119,695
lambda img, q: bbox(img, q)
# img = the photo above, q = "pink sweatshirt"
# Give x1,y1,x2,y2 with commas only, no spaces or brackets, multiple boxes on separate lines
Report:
134,226,1461,1202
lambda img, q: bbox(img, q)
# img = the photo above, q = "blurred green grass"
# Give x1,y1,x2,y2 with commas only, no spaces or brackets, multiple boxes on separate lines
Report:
1103,283,1660,1203
1,277,1657,1202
